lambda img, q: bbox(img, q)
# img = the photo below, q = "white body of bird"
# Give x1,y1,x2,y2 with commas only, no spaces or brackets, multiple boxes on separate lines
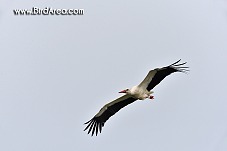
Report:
123,86,153,100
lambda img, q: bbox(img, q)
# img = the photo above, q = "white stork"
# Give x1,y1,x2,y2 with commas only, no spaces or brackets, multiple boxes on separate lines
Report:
84,59,189,136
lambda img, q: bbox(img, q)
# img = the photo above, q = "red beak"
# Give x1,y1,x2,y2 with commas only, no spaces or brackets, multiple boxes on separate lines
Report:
119,90,127,93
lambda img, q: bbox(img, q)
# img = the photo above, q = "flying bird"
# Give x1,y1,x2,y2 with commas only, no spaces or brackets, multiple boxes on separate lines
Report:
84,59,189,136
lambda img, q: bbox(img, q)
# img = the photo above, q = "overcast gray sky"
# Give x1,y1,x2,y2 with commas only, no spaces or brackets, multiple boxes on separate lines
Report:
0,0,227,151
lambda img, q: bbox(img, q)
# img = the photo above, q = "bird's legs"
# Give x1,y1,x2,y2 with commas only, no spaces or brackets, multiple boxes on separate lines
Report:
148,91,154,100
149,95,154,99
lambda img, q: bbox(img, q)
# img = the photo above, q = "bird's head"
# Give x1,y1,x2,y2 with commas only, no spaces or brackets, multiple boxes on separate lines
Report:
119,88,130,94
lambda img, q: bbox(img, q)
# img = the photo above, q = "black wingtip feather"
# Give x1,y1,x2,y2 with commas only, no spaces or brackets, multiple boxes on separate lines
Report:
91,122,97,136
171,59,181,65
173,62,187,66
95,123,99,136
83,120,93,131
170,59,189,73
84,117,105,136
84,119,92,125
99,123,102,133
87,120,95,135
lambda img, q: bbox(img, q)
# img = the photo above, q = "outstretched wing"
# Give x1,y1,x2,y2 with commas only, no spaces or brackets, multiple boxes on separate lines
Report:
84,95,137,136
139,59,189,91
